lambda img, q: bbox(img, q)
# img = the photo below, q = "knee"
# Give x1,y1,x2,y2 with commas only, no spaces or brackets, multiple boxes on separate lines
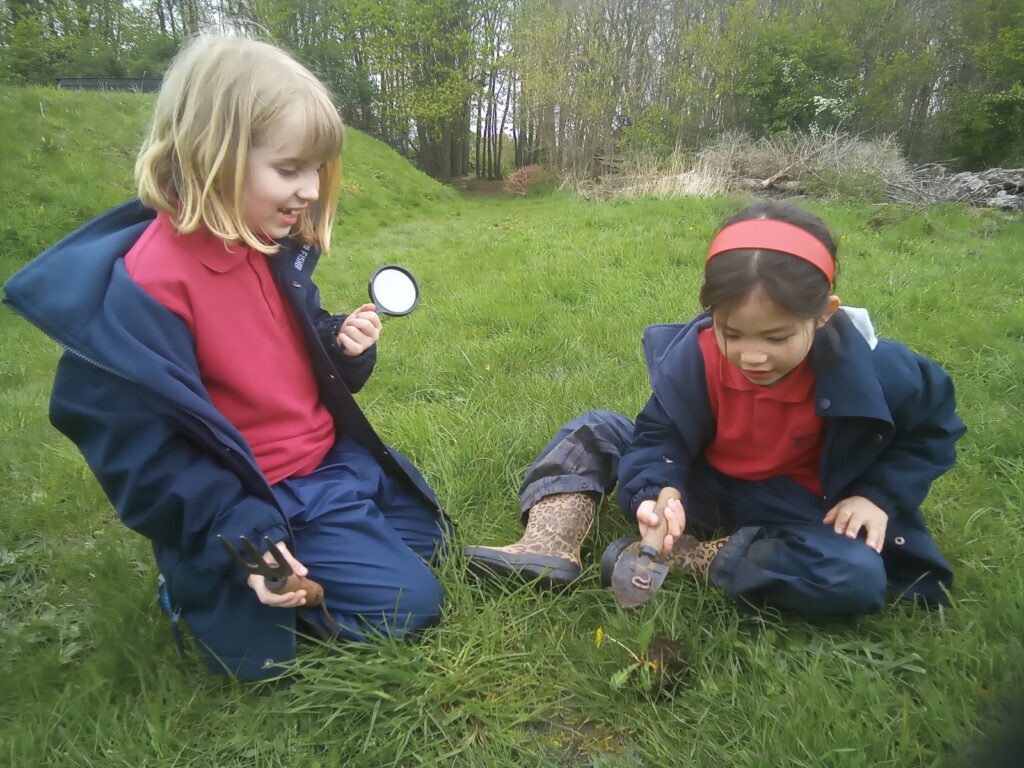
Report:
825,545,888,614
566,409,632,437
383,572,446,638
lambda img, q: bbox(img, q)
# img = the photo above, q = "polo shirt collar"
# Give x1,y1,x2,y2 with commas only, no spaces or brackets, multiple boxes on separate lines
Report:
717,345,815,403
157,212,250,273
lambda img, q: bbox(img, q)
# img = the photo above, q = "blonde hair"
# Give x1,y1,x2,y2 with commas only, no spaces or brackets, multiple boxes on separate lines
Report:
135,35,344,255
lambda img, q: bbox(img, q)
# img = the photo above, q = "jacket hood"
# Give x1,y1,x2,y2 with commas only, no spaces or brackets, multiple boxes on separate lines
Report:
4,199,156,349
2,200,312,455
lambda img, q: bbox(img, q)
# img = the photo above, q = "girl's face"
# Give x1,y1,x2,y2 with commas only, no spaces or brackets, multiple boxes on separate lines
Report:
242,114,322,241
713,289,838,387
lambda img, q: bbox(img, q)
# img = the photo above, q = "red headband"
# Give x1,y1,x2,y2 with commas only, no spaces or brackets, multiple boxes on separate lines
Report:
706,219,835,285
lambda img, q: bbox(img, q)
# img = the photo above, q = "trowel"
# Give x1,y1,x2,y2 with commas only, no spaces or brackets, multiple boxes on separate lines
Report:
610,486,680,608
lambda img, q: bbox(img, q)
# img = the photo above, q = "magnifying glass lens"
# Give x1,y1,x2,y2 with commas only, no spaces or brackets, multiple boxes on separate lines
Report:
369,266,419,316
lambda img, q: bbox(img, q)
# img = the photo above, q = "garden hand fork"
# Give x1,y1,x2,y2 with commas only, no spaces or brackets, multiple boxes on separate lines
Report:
218,535,326,606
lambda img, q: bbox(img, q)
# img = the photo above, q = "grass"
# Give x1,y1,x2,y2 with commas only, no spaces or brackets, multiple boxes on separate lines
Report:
2,87,1024,767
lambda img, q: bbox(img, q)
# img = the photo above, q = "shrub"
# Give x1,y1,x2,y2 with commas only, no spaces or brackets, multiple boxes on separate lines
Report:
504,164,548,195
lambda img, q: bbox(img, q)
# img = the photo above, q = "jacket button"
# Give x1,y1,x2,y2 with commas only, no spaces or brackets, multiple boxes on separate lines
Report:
894,536,906,546
818,398,831,410
873,433,883,442
291,281,301,288
329,374,336,380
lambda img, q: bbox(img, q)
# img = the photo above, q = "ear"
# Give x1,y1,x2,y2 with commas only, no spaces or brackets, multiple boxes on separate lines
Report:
815,294,841,329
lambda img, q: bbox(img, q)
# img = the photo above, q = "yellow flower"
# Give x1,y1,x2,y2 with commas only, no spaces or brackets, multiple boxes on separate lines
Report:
595,626,604,648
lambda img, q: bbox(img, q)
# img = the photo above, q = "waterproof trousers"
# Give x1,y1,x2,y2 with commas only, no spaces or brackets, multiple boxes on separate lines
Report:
521,410,887,615
272,436,450,639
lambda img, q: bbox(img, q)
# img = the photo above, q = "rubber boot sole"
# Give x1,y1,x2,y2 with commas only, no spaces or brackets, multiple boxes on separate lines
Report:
464,545,582,590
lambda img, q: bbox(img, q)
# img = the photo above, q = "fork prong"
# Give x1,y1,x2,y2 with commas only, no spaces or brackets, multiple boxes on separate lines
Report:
238,536,281,579
239,535,265,566
262,537,293,579
218,534,257,573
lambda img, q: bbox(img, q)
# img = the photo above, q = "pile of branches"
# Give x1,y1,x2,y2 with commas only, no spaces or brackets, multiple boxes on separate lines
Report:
569,129,907,201
566,129,1022,211
885,166,1024,210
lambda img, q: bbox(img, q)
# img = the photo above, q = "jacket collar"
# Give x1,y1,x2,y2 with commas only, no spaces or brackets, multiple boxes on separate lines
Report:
811,310,892,424
642,309,893,425
4,200,275,458
4,199,157,349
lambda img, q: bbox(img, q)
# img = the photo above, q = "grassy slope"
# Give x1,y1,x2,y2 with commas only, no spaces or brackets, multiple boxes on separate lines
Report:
2,87,1023,767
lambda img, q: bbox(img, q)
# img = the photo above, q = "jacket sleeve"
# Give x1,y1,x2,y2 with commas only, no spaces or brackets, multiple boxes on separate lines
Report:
846,344,966,516
49,353,287,574
616,394,693,522
309,283,377,393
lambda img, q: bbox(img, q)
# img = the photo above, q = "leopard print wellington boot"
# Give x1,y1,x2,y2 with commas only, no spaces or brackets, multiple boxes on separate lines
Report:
599,533,729,588
464,492,596,589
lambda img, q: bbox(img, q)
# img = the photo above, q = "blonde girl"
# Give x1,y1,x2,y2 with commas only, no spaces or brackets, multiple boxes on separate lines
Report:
4,36,450,679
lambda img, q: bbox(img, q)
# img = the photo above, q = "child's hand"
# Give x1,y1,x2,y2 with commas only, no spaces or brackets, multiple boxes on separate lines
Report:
247,541,309,608
336,303,382,357
636,495,686,557
823,496,888,553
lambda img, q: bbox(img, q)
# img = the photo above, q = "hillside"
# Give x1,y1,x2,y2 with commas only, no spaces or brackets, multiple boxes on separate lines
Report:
0,85,457,275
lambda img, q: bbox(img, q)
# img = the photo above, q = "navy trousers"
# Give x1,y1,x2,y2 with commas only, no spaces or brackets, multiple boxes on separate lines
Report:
522,411,887,616
272,436,450,640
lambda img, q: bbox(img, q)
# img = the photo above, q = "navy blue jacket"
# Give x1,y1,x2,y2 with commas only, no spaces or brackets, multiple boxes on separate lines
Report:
3,200,440,678
617,311,966,606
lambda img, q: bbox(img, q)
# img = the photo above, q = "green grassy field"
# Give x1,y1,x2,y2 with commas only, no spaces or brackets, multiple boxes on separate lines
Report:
2,87,1023,767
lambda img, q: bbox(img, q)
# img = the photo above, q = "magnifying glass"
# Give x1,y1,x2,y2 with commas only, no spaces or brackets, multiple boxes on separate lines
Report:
368,265,420,316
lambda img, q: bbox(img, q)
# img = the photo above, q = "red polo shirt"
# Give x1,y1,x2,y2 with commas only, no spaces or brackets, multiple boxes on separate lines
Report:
698,327,824,496
125,213,335,484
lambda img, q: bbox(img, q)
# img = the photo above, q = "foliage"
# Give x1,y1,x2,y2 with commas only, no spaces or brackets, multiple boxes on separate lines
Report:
1,0,1021,174
942,2,1024,168
503,163,548,195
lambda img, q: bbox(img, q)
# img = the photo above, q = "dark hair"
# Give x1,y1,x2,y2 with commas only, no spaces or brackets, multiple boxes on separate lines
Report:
699,200,838,318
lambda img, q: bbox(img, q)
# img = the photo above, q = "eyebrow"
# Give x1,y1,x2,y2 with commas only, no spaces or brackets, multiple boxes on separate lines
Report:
721,324,793,335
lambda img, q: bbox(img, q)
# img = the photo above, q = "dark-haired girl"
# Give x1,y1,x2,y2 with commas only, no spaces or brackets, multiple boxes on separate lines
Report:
466,201,965,614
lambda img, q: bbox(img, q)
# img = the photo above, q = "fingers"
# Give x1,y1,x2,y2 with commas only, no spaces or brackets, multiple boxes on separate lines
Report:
348,305,382,330
353,302,379,317
825,498,887,553
637,498,686,556
864,519,887,554
341,316,381,339
247,573,307,607
250,542,309,607
636,499,657,528
337,309,382,356
268,541,307,578
827,502,855,535
666,498,686,537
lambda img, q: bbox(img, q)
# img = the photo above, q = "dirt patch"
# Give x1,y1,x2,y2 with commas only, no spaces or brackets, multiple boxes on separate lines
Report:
448,177,512,197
